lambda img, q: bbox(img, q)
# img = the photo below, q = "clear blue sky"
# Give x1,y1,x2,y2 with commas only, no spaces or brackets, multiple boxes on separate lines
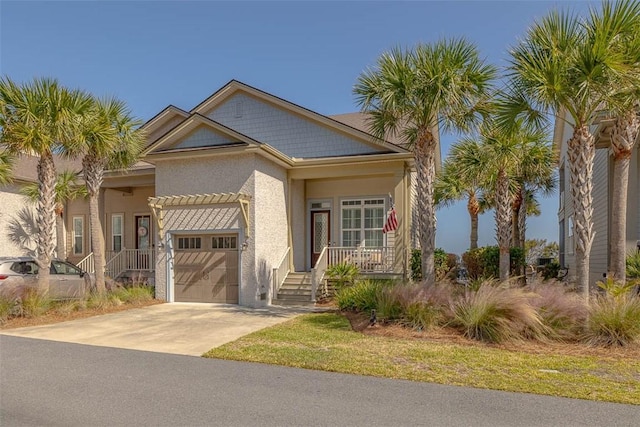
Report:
0,0,596,255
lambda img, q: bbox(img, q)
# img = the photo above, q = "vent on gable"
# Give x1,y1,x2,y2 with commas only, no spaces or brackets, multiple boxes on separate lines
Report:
235,100,243,118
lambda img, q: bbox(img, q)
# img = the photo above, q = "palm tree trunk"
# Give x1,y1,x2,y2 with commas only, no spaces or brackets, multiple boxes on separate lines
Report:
415,130,437,284
468,192,479,250
511,187,522,248
36,151,57,294
496,169,511,282
567,125,595,299
518,189,526,250
84,155,106,293
55,208,65,259
610,110,639,283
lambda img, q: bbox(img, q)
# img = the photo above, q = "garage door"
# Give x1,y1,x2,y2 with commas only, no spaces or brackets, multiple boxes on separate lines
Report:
173,234,239,304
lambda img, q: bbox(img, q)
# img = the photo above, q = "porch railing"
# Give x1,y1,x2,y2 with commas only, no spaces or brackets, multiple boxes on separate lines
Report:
327,246,395,273
105,248,155,279
77,252,95,274
311,246,328,302
272,247,291,299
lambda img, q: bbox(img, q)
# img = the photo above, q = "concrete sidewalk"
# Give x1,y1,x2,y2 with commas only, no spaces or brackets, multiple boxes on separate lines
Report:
0,303,318,356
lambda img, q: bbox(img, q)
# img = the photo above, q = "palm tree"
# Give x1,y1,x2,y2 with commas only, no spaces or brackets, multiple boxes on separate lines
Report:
0,77,92,293
80,97,145,293
436,140,487,250
507,4,639,297
511,135,556,250
354,39,496,284
22,170,87,258
594,1,640,283
0,151,13,184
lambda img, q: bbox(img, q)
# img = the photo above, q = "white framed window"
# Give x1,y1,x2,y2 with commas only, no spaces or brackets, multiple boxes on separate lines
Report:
568,215,574,255
111,214,123,252
176,237,201,250
341,198,385,247
212,235,237,249
72,216,84,255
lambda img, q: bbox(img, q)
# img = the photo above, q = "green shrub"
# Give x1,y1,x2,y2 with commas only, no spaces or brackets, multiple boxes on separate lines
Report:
335,279,393,312
410,248,455,282
626,251,640,285
375,287,403,321
111,285,154,303
451,283,542,343
86,291,122,309
584,294,640,347
326,262,360,290
403,302,443,331
541,260,562,281
596,277,638,298
462,246,526,280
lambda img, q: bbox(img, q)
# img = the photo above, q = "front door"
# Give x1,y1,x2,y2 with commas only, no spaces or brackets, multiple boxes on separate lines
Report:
311,210,330,268
135,215,151,270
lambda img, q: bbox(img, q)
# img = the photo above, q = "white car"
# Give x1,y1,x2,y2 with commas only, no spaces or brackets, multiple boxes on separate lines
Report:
0,257,91,299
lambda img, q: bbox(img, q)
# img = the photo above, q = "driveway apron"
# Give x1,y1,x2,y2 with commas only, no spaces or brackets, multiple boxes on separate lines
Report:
0,303,308,356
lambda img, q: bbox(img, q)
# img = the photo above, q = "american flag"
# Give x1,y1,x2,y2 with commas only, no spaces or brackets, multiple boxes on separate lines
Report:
382,206,398,234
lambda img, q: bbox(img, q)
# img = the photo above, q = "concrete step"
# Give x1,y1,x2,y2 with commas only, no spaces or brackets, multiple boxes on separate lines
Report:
271,298,315,307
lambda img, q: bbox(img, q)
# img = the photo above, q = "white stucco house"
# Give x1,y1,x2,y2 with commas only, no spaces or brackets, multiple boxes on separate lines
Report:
3,80,428,308
555,114,640,287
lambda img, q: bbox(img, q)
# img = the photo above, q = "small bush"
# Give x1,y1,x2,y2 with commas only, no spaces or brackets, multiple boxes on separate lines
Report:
86,291,122,310
541,260,562,281
450,283,542,343
335,279,393,312
0,295,15,323
627,251,640,283
462,246,526,280
410,248,456,282
326,262,360,290
596,277,637,298
403,302,443,331
19,288,51,318
111,285,154,304
584,294,640,347
375,287,403,321
527,281,587,340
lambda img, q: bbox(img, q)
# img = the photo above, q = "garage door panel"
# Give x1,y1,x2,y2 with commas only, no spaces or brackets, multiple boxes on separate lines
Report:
173,235,239,304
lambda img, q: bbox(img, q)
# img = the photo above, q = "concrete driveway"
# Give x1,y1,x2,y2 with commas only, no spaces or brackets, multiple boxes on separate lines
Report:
0,303,315,356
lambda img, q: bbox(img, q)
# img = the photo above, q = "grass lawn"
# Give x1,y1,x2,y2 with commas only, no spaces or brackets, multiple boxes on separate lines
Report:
204,312,640,405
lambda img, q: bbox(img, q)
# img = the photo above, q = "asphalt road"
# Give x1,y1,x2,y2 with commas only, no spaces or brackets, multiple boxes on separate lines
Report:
1,336,638,427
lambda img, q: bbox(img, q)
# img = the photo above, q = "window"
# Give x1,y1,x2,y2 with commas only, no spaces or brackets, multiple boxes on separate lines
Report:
341,198,385,247
73,217,84,255
177,237,201,250
212,235,237,249
50,260,82,275
112,214,123,252
568,215,574,255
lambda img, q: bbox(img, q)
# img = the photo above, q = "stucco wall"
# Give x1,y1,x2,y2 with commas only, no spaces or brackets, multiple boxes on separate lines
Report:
0,183,34,257
252,156,289,304
205,93,383,158
153,153,292,307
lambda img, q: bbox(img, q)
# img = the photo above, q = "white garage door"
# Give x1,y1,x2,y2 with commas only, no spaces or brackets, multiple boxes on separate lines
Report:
173,234,239,304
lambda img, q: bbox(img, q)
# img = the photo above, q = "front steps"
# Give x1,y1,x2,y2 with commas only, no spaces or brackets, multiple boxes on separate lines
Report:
272,272,315,307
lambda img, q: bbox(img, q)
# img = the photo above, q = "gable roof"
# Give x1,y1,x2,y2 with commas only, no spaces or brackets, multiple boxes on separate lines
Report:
143,113,262,156
189,80,408,155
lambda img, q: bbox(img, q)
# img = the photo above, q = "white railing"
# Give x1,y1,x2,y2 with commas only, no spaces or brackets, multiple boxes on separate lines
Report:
328,246,395,273
311,246,329,302
272,247,291,299
76,252,95,274
105,248,155,279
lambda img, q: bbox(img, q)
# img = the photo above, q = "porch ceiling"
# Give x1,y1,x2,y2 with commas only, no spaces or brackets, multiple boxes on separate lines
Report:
148,192,252,241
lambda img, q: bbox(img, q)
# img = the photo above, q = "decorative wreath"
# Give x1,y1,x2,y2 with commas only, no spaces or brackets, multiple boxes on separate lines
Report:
138,226,148,237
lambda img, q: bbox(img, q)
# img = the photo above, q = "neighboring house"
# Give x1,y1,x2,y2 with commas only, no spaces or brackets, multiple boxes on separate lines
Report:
0,155,82,258
55,80,428,307
555,114,640,287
